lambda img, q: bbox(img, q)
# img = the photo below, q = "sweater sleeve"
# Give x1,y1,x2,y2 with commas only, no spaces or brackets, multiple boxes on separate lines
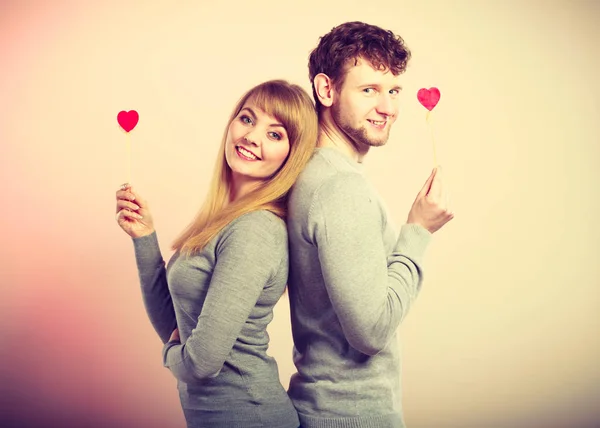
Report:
132,231,178,344
311,173,432,355
162,212,286,383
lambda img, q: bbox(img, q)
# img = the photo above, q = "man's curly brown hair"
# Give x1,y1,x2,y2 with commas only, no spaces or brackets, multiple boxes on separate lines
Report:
308,21,411,114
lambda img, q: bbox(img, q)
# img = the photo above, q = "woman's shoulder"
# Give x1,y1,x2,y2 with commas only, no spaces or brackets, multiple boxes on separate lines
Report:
220,210,287,246
231,209,285,229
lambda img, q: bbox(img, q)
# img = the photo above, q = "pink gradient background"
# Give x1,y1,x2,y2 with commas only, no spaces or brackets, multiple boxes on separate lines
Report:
1,1,598,427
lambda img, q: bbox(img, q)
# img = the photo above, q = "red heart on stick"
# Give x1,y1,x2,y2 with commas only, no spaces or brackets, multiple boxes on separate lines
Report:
417,88,441,111
117,110,139,132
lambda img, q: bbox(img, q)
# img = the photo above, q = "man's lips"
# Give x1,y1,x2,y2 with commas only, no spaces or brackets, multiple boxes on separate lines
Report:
367,119,387,128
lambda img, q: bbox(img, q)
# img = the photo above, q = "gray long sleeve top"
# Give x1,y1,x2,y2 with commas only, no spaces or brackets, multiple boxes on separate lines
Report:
132,210,299,428
286,147,432,428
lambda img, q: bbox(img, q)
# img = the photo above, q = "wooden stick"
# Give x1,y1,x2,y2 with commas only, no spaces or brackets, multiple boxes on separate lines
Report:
426,111,438,167
127,131,131,184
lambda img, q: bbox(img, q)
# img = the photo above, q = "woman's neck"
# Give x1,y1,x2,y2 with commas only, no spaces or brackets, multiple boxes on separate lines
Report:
228,173,261,204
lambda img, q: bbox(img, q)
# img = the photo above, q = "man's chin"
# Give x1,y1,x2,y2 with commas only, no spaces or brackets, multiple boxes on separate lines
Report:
363,129,391,148
344,126,390,150
369,139,388,147
362,137,389,148
353,139,387,154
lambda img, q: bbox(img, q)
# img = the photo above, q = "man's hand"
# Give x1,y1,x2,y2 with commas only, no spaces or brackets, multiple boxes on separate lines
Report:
407,167,454,233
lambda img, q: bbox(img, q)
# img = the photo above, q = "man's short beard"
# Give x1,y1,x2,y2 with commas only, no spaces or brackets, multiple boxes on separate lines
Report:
331,103,389,148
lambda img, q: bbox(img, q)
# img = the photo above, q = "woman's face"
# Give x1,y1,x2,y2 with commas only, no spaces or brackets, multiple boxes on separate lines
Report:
224,99,291,183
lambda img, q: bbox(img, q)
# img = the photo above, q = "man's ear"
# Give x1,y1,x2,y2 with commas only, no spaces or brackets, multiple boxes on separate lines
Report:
314,73,335,108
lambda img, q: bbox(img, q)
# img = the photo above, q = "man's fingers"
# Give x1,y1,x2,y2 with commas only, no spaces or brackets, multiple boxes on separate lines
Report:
418,168,437,198
427,166,444,201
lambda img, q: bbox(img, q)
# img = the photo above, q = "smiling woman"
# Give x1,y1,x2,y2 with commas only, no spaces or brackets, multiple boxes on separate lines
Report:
225,103,292,201
114,80,318,428
172,80,318,254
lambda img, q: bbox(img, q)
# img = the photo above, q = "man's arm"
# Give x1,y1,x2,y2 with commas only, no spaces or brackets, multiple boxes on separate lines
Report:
312,173,431,355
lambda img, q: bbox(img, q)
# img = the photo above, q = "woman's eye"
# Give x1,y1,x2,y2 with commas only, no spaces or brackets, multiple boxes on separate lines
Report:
269,132,282,140
363,88,374,94
240,115,253,124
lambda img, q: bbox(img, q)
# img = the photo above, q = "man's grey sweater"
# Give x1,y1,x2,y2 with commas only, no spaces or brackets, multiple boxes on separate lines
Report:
132,210,299,428
286,147,432,428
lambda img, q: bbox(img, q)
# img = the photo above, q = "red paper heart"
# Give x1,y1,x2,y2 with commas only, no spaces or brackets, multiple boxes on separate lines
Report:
117,110,139,132
417,88,441,111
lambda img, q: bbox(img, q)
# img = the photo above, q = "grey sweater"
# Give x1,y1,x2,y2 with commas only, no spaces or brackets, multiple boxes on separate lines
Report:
132,210,299,428
286,147,432,428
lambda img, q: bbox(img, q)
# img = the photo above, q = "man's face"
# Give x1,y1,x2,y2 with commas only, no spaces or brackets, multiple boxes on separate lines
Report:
331,57,402,149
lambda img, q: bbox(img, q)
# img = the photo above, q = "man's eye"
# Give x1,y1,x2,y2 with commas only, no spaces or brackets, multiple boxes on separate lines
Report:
363,88,374,93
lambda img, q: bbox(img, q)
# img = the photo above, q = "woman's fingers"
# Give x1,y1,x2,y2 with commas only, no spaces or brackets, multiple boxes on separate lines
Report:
117,209,143,221
116,198,140,212
116,189,136,203
128,188,149,210
116,186,150,211
115,183,156,239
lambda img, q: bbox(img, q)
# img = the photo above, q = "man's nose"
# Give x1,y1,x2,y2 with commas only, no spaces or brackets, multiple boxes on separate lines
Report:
376,95,395,116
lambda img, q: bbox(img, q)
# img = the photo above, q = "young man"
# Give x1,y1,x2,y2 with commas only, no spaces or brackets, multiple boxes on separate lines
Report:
287,22,454,427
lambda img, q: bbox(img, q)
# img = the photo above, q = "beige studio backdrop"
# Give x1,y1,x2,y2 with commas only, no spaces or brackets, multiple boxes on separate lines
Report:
0,1,598,427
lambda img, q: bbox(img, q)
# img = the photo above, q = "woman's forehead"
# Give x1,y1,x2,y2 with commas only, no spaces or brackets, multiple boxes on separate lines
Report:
242,98,281,123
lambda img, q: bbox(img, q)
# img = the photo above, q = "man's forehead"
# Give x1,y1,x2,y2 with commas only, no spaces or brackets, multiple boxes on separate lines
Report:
343,57,399,82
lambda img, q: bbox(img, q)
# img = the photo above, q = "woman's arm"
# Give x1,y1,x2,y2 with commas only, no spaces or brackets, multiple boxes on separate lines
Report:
133,231,178,344
115,184,177,343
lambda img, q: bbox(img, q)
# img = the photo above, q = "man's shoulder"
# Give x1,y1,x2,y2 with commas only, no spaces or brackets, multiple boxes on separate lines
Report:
294,167,374,218
294,148,366,195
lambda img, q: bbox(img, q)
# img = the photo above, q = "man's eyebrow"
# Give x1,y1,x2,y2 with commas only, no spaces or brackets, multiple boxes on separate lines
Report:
357,84,403,91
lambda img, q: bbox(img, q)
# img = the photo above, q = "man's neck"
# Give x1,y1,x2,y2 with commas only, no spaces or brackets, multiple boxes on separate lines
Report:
317,111,369,163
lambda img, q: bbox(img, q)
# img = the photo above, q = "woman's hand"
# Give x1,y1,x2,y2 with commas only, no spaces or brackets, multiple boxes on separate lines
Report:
115,183,155,238
169,328,180,343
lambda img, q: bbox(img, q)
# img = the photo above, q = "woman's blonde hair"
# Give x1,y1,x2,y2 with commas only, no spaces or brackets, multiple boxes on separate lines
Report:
172,79,318,255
